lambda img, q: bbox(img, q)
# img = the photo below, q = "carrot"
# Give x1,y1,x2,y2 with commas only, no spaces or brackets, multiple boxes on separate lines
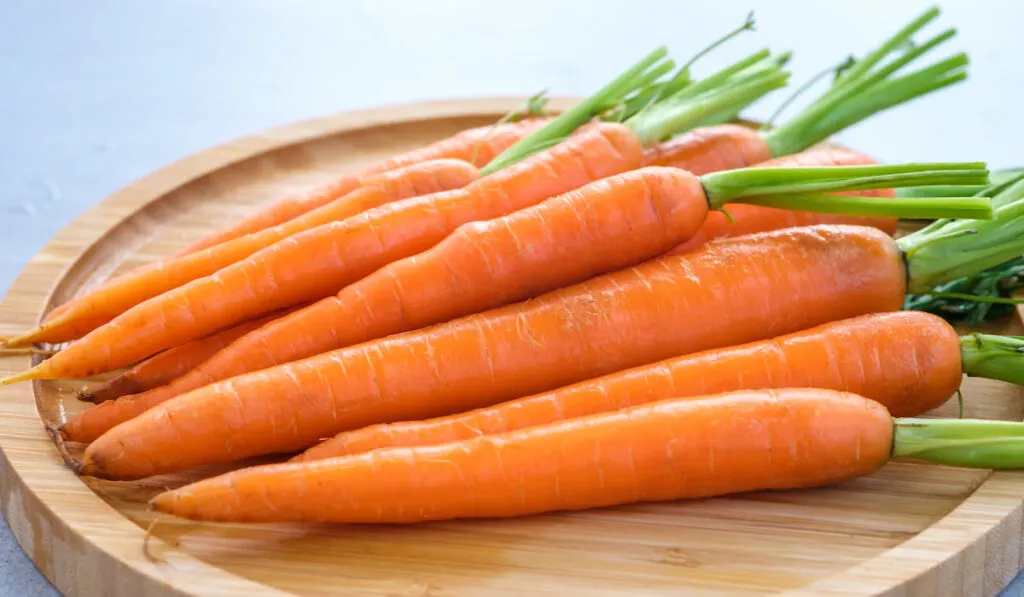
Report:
21,159,479,344
80,308,296,404
665,147,898,256
172,117,551,258
296,311,1024,460
7,51,794,379
645,8,965,174
81,184,1024,482
149,388,1024,524
64,158,984,434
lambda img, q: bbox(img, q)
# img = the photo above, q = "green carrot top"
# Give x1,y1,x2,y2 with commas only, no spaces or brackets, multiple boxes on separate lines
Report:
759,5,965,157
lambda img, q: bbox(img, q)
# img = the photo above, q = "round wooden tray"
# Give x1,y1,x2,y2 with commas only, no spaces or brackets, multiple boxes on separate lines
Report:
1,98,1024,597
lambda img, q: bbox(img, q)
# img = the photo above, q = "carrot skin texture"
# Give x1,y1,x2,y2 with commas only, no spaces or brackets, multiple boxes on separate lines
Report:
67,166,709,434
151,388,893,524
28,160,479,344
31,123,644,380
84,311,284,403
667,148,899,256
298,311,960,460
172,118,548,256
642,124,772,175
80,225,907,480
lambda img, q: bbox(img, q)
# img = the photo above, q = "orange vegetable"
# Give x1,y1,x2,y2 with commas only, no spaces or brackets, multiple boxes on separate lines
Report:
82,310,289,403
295,311,976,460
150,387,1024,524
20,159,478,345
173,118,549,257
76,225,913,479
59,163,982,442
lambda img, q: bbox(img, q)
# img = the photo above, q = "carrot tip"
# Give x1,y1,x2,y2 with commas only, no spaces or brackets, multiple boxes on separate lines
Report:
0,368,42,386
45,425,83,475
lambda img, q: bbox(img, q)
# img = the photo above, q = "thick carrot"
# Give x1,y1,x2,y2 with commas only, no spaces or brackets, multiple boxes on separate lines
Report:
172,118,550,258
8,54,801,381
296,310,1024,460
23,159,479,344
59,163,989,442
70,225,916,479
150,388,1024,524
81,308,298,404
666,147,898,256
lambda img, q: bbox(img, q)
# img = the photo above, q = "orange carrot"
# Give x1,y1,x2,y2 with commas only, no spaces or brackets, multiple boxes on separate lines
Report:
294,311,973,460
173,118,549,257
149,387,1024,524
80,192,1024,480
24,160,479,345
81,308,295,404
58,163,986,442
75,225,915,479
666,147,899,256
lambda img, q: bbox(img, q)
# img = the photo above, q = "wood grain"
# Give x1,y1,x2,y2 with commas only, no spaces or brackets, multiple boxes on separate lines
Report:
0,98,1022,597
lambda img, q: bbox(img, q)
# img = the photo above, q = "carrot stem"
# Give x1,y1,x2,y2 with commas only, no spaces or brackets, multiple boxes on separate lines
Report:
899,189,1024,292
960,334,1024,387
700,162,988,201
892,418,1024,469
760,6,962,157
627,63,789,144
897,167,1024,199
481,46,670,175
736,193,991,220
604,12,757,122
832,6,940,90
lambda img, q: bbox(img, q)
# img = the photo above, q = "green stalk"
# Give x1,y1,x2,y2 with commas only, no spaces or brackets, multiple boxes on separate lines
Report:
759,6,963,158
700,162,988,201
735,193,990,220
694,163,991,220
897,167,1024,198
481,46,670,175
627,69,789,145
899,196,1024,292
604,13,758,124
892,418,1024,469
960,334,1024,386
831,6,940,91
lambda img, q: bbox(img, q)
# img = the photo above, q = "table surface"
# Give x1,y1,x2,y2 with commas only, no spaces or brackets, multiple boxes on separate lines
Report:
2,1,1023,595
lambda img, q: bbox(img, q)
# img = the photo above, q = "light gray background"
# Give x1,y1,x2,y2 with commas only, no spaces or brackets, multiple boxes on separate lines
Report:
1,1,1022,595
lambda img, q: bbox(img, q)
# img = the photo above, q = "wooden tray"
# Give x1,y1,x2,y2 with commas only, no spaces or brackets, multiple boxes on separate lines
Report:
2,98,1024,597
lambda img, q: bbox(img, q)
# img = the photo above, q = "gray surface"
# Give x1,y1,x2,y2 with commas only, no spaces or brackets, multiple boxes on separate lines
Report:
1,1,1023,595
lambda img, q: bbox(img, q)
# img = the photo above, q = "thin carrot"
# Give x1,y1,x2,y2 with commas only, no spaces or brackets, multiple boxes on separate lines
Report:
81,308,295,404
645,8,965,174
8,53,794,379
22,159,479,344
80,187,1024,481
172,117,551,258
63,159,985,434
149,388,1024,524
665,147,898,256
296,311,1024,460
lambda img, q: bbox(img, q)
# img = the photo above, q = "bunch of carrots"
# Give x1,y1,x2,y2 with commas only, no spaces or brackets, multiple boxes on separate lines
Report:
7,6,1024,524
